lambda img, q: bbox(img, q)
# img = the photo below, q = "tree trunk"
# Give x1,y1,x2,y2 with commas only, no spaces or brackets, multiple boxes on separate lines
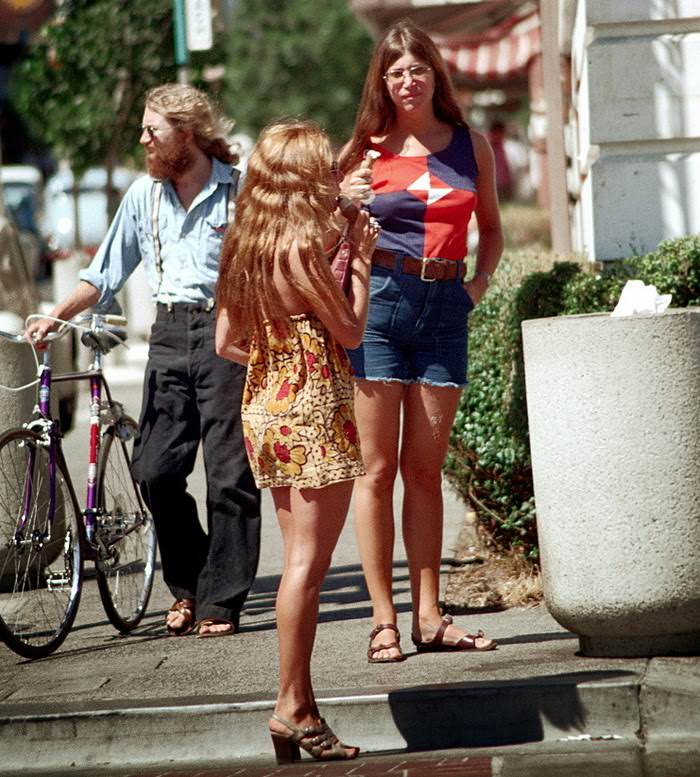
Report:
71,182,82,250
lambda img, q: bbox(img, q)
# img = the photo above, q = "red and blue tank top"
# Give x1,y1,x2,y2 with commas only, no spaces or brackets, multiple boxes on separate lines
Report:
367,124,479,261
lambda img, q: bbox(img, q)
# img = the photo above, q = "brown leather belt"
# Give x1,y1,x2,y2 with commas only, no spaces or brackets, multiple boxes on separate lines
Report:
372,248,467,282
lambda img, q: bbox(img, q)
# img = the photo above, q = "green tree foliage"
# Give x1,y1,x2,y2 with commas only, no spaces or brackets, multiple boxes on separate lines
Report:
11,0,176,178
224,0,374,144
445,235,700,560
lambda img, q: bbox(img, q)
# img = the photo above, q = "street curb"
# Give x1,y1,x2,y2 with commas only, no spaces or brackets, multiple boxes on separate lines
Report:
3,673,698,774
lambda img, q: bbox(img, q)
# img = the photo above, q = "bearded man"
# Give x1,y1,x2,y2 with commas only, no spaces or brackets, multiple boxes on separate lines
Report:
27,84,261,638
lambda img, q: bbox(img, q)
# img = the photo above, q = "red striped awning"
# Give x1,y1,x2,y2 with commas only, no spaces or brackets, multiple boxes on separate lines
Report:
438,10,540,83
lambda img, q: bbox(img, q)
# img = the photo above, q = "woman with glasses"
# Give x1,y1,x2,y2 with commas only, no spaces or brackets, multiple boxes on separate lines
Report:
339,19,503,663
216,119,379,762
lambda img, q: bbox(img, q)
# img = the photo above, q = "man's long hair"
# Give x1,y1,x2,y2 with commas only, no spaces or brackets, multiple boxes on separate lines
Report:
216,119,352,343
145,83,238,165
340,19,465,172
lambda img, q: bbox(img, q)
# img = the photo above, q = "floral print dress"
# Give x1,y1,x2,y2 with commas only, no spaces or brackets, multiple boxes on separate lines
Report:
241,313,365,489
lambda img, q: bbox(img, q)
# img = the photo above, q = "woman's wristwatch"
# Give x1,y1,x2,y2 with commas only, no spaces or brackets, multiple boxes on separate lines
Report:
473,270,493,282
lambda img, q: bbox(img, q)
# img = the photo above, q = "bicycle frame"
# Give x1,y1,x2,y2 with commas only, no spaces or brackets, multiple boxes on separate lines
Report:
26,338,122,559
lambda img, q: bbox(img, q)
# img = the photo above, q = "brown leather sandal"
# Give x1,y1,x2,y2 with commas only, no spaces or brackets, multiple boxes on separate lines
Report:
269,713,359,763
166,598,195,636
195,618,236,638
367,623,406,663
412,614,497,653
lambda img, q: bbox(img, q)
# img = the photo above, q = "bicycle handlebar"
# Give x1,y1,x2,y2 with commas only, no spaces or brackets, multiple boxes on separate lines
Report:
0,328,68,344
71,312,127,328
0,313,129,347
0,329,35,344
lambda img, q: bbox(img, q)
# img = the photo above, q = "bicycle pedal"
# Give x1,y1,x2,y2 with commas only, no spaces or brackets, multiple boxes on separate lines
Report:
45,572,73,591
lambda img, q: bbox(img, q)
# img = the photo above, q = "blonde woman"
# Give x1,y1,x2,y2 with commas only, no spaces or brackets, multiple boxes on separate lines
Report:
216,119,379,762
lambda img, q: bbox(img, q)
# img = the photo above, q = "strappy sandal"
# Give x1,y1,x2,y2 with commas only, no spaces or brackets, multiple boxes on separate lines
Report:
166,598,195,637
269,713,359,764
412,614,497,653
195,618,236,638
367,623,406,663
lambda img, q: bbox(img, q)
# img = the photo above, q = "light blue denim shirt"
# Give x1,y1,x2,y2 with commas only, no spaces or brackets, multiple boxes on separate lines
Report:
79,157,240,312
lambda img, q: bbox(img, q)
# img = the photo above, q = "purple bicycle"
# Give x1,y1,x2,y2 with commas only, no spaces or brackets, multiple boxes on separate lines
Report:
0,313,156,659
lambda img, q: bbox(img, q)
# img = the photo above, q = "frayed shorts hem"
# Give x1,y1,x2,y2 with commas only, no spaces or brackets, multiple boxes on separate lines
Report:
354,376,467,390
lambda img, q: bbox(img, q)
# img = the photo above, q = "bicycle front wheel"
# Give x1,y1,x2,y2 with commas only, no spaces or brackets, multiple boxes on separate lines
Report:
95,428,156,632
0,428,83,659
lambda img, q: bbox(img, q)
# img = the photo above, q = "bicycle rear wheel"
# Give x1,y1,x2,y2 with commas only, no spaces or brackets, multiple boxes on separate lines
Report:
0,428,83,659
95,428,156,632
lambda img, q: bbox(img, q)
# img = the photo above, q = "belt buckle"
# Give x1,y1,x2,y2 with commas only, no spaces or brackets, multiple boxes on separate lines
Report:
420,257,441,282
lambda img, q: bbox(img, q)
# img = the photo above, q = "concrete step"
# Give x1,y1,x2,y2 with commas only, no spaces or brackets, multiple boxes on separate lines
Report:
2,671,699,774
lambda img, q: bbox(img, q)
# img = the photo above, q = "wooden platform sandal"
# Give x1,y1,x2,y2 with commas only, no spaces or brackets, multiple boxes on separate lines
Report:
269,713,359,763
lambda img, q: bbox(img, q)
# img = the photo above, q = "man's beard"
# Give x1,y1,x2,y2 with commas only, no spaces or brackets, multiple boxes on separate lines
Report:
146,143,195,180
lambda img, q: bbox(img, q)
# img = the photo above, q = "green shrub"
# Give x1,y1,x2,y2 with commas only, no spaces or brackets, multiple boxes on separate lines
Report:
446,235,700,559
630,235,700,307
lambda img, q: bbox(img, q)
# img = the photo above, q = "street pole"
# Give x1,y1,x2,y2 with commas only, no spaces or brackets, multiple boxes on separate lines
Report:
540,0,572,254
172,0,190,85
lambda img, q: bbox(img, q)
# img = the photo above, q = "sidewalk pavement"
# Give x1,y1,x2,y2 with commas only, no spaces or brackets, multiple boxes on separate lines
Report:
1,371,699,776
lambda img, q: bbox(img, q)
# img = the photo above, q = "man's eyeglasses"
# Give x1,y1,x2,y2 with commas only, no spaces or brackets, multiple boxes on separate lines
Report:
141,125,170,140
383,64,432,86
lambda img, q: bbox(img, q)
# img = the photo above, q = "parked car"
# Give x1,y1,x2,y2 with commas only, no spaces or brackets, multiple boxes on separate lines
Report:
0,177,77,432
42,165,139,260
0,165,46,281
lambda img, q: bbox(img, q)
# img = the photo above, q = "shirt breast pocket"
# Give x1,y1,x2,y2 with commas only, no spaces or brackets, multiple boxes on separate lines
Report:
208,221,228,238
206,222,227,265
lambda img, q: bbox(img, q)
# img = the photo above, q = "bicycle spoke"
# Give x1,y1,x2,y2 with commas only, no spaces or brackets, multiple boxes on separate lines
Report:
95,430,156,632
0,430,83,659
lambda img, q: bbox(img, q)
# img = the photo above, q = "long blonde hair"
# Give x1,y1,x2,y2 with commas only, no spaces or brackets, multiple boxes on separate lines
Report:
217,119,350,341
341,19,465,172
145,83,238,164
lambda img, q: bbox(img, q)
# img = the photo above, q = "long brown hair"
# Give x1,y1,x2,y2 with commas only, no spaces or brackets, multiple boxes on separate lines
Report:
217,119,351,342
340,19,465,172
145,83,239,165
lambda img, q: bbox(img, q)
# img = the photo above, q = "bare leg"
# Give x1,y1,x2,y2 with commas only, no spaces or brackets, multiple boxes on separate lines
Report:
269,480,358,756
352,380,404,660
401,383,494,649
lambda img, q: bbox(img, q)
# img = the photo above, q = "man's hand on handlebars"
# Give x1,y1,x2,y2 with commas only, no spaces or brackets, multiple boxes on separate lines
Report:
24,317,59,349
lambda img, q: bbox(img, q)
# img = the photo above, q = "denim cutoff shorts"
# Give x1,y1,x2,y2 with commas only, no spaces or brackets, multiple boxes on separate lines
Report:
348,258,474,388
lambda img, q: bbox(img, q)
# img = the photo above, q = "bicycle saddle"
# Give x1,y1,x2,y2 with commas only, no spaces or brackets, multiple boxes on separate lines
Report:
80,326,128,354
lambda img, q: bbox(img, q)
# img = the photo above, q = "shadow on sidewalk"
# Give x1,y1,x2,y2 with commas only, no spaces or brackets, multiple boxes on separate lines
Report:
387,669,636,749
240,557,491,632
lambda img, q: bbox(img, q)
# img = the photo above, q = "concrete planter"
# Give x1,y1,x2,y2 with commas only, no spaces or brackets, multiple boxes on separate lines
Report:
522,308,700,657
0,311,43,590
0,311,35,429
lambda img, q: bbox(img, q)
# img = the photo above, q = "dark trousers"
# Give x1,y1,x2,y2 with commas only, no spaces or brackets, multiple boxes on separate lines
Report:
131,304,261,625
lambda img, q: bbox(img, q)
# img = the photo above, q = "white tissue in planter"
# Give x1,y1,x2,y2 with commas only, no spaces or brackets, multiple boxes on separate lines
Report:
611,279,672,317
